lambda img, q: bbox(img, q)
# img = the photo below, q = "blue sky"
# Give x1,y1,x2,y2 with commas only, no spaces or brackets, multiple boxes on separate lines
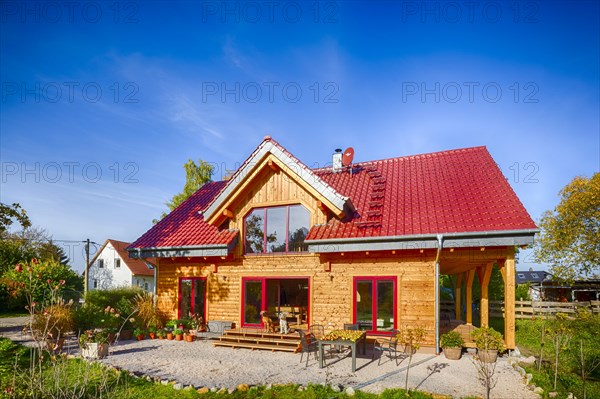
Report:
1,1,598,272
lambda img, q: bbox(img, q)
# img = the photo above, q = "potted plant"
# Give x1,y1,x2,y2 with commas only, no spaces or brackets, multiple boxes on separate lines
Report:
471,327,505,363
148,325,157,339
133,327,146,341
440,331,464,360
174,328,184,341
157,329,167,339
184,332,195,342
79,329,110,359
32,300,74,352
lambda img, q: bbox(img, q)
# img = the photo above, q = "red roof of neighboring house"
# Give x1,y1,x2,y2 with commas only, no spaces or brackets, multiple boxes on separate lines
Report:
128,139,536,251
92,239,155,276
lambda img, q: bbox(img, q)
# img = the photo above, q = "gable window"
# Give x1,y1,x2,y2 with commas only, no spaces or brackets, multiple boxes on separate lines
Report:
98,259,104,268
115,258,121,268
244,204,310,254
93,279,98,289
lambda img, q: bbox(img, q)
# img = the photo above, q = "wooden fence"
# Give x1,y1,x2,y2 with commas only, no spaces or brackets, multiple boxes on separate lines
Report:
440,300,600,319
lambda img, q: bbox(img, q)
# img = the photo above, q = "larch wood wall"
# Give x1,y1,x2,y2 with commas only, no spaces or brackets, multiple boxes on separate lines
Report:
157,250,437,346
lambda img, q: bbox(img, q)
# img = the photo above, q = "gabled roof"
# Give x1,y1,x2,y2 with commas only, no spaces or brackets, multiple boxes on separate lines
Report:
516,270,552,284
307,146,538,244
202,136,353,224
127,181,238,258
128,140,538,257
91,239,154,276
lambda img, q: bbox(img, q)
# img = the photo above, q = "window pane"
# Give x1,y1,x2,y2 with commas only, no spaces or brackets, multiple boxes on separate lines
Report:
180,279,192,319
244,281,262,324
193,279,206,320
356,281,373,331
245,209,265,253
376,281,394,331
266,207,286,252
288,205,310,252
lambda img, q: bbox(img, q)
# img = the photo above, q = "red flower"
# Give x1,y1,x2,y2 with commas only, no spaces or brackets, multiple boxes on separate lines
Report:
59,279,65,285
47,279,52,284
32,258,39,264
15,264,23,272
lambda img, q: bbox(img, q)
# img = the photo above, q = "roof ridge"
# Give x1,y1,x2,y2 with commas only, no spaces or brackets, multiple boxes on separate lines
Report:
311,145,488,172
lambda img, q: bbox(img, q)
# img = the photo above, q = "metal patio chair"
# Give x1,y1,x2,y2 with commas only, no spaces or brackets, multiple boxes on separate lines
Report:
372,329,404,365
298,329,319,366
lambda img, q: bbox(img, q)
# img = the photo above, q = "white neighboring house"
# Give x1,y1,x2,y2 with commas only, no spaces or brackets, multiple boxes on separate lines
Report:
88,239,154,291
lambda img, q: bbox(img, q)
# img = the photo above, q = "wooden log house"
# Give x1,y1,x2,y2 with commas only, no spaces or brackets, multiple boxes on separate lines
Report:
127,136,538,350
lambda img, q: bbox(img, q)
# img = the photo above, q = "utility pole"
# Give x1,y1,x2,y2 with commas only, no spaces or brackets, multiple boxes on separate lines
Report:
84,238,90,295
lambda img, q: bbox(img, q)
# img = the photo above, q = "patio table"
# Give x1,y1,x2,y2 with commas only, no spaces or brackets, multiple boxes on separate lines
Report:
318,329,367,372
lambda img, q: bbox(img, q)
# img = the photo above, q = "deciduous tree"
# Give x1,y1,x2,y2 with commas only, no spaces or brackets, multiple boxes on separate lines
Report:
153,159,214,223
536,173,600,281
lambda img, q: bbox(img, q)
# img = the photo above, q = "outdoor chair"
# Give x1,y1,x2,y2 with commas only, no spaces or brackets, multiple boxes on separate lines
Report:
372,329,403,365
298,329,319,366
309,324,325,340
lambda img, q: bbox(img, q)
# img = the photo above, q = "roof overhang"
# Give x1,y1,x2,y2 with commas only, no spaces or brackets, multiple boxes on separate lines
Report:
203,138,353,225
127,236,238,259
307,229,538,253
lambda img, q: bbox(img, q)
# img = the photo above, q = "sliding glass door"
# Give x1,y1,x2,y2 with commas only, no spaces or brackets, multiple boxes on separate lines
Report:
242,277,309,327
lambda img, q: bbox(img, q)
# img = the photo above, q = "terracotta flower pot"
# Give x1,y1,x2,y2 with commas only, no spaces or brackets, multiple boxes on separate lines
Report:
149,332,157,339
478,349,498,363
136,334,144,341
184,334,195,342
443,347,462,360
175,334,183,341
167,333,174,340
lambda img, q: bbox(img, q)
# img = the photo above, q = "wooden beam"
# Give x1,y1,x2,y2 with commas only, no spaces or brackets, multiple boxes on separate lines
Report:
222,209,234,218
502,254,516,349
455,273,463,321
465,269,475,325
211,264,217,273
316,200,328,212
479,263,493,327
268,159,279,172
323,261,331,272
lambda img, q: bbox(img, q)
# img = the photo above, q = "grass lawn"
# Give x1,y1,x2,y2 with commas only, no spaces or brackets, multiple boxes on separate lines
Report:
515,317,600,399
0,311,28,319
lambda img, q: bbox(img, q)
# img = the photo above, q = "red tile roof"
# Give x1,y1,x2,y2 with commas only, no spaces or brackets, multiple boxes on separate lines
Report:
92,239,155,276
307,146,537,240
128,181,238,250
129,141,536,251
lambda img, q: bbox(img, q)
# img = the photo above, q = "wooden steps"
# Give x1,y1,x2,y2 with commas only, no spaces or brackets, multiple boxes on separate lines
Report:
213,328,301,353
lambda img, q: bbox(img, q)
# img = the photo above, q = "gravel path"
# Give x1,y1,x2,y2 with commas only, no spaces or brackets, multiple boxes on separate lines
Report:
1,324,538,399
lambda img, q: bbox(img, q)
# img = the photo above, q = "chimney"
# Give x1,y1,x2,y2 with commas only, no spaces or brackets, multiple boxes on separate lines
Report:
332,148,343,173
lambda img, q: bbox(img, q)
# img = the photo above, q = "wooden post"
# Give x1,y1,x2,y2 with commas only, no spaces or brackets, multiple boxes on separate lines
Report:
502,252,516,349
479,263,493,327
466,269,475,325
455,273,463,321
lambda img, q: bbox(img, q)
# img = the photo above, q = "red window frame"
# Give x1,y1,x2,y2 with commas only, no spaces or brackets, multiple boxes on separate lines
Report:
240,276,311,328
178,277,207,320
353,276,397,335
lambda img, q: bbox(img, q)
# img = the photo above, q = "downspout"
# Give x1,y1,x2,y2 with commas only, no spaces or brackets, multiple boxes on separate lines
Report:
143,260,158,308
434,234,444,355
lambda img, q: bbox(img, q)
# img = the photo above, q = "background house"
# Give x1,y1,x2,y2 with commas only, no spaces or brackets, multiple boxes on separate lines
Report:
516,269,553,301
88,239,154,291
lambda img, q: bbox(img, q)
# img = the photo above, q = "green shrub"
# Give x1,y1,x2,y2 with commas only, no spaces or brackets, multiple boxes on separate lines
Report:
471,326,504,351
440,331,464,348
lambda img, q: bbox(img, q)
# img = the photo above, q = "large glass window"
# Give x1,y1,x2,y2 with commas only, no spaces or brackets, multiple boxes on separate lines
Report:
242,277,310,327
244,204,310,254
354,277,396,333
